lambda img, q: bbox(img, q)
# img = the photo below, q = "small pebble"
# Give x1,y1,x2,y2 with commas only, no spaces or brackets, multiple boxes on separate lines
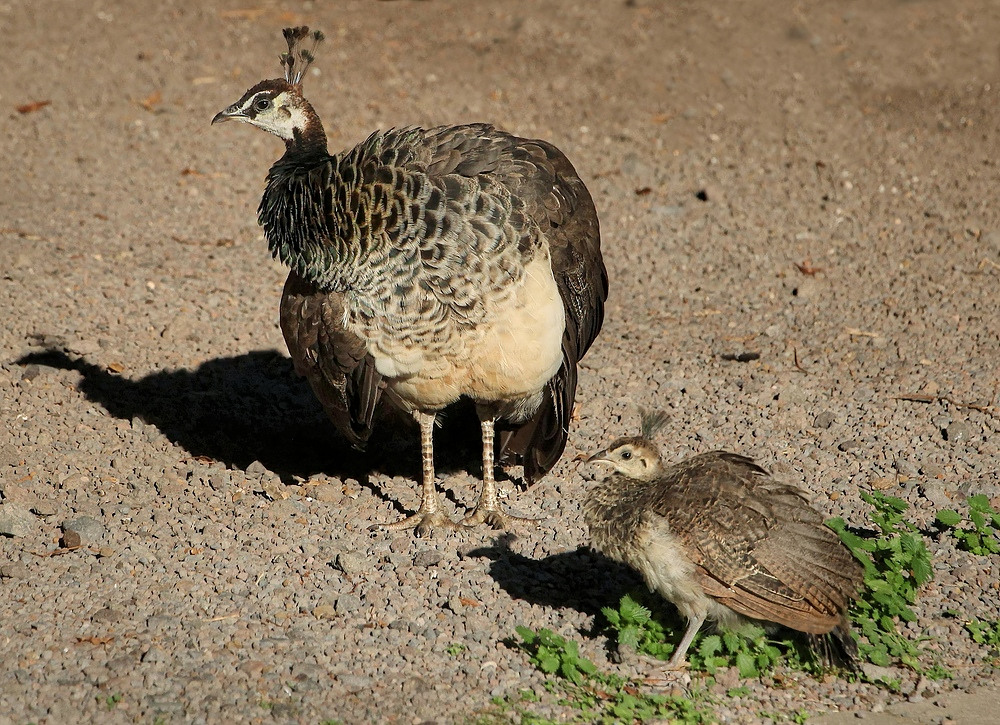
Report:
814,411,836,429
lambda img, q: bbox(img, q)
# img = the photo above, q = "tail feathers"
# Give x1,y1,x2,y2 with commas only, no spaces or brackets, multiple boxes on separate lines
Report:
806,621,860,672
497,359,576,485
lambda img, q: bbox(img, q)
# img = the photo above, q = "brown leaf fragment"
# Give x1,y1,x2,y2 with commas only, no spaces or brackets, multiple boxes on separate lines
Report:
139,90,162,112
76,636,114,646
795,260,822,276
17,100,50,114
458,597,481,607
634,186,652,196
107,362,126,374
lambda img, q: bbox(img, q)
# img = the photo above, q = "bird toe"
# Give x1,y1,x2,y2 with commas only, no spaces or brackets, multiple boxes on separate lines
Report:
372,511,469,537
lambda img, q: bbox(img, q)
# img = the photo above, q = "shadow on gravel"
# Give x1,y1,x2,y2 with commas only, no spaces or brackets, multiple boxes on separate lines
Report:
468,540,644,628
14,348,482,487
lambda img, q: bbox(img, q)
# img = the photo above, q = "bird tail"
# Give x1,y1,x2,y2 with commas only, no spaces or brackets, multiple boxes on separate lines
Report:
806,621,860,672
497,358,576,486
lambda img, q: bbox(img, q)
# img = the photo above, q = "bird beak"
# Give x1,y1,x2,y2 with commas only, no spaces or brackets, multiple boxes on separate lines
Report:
587,451,613,466
211,106,244,125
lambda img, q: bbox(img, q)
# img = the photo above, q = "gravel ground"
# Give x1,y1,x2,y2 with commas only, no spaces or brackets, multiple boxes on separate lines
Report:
2,1,999,723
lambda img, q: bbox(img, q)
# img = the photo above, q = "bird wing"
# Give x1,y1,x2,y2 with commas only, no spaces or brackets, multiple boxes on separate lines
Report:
647,451,860,633
496,138,607,484
279,271,382,448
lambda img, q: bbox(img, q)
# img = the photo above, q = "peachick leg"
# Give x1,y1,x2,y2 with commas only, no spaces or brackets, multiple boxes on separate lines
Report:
665,612,706,670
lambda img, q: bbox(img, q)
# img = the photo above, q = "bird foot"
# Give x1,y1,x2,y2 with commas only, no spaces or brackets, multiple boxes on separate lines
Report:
461,506,544,531
371,510,468,537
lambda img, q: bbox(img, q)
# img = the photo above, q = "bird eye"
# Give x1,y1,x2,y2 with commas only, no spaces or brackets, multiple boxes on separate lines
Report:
620,450,632,460
254,97,272,112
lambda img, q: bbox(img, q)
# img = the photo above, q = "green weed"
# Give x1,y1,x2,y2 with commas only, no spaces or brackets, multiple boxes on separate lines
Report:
509,626,714,724
827,490,933,671
601,592,819,678
966,619,1000,665
936,494,1000,555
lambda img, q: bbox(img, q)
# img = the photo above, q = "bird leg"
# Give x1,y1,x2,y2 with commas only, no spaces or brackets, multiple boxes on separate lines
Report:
375,411,464,536
665,612,706,670
462,417,542,530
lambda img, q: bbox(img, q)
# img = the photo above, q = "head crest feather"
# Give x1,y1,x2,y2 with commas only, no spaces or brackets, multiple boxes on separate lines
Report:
638,408,670,439
280,26,324,86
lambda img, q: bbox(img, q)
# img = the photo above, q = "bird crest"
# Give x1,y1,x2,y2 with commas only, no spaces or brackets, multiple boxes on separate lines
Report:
280,26,324,87
638,408,670,440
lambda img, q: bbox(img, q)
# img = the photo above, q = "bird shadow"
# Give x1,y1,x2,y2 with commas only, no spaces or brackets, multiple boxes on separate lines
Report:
466,539,647,630
13,347,484,492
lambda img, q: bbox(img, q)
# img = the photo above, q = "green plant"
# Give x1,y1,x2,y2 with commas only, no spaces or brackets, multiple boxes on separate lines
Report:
510,626,714,723
936,494,1000,555
515,626,598,685
601,593,817,678
103,693,122,710
826,490,933,670
446,642,467,657
966,619,1000,665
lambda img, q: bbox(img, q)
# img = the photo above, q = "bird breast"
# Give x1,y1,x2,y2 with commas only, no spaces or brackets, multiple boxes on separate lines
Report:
352,250,566,411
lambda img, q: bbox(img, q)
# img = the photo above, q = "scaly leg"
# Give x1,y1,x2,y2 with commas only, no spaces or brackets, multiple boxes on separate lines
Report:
462,417,542,530
665,612,706,670
375,411,464,536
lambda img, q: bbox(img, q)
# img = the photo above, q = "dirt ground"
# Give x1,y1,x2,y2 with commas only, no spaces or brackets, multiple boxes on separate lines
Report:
2,1,999,723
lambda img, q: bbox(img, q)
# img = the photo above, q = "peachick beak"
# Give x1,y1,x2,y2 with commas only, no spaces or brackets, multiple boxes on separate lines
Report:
587,451,613,465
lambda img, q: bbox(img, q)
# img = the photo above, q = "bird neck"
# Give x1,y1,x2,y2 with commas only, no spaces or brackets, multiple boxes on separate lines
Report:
260,138,374,294
283,100,329,158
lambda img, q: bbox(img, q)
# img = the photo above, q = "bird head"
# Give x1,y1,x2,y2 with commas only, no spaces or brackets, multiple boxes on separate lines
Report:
212,79,310,141
587,409,670,481
587,437,663,481
212,27,326,148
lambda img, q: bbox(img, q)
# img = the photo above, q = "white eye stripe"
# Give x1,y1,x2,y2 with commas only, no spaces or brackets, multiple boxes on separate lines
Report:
241,92,273,113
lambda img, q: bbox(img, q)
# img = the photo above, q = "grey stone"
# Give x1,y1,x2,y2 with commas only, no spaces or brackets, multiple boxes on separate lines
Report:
945,421,972,443
413,550,442,567
91,607,120,623
920,462,947,479
0,504,35,538
141,646,166,663
335,551,368,574
338,674,373,693
245,460,268,479
0,444,20,467
0,563,28,579
30,500,57,517
62,516,106,542
310,483,340,503
334,594,363,614
814,411,836,429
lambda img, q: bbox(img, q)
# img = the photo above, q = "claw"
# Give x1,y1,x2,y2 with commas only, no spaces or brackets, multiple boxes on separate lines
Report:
372,511,468,537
